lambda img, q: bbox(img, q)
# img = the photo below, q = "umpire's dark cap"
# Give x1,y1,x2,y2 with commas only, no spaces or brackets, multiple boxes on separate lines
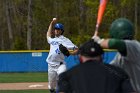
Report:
78,39,104,57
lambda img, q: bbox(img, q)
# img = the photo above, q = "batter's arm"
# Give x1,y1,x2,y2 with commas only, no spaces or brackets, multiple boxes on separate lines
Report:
46,18,57,38
100,39,127,56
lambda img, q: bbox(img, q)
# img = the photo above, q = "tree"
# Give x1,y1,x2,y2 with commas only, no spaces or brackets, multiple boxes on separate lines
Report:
5,0,14,49
27,0,32,50
0,0,140,50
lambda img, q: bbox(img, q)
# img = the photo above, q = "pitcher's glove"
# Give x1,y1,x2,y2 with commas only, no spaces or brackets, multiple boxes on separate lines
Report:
59,44,70,57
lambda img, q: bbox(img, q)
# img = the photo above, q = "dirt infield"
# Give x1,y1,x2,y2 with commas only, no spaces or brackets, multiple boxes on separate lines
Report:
0,82,48,90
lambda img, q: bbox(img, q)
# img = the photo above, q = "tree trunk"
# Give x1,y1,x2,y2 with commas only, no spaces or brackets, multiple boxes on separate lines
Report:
0,30,4,50
134,0,138,38
5,0,14,49
54,0,58,17
79,0,87,34
27,0,32,50
0,0,5,50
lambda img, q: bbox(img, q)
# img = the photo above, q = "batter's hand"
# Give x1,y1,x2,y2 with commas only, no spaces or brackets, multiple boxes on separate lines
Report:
92,36,104,44
59,44,70,57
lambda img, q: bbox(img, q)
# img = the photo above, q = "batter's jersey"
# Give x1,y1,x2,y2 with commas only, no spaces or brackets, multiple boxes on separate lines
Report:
46,35,77,65
110,40,140,92
58,60,134,93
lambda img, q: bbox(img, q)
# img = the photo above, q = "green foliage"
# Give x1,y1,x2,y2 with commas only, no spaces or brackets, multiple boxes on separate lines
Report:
70,34,91,47
85,0,99,9
135,26,140,41
0,0,140,50
121,0,135,7
13,37,26,50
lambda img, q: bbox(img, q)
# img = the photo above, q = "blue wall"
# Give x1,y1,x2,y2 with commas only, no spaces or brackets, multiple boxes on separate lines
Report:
0,50,116,72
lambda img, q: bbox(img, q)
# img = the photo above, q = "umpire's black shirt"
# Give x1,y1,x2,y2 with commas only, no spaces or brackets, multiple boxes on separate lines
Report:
58,60,134,93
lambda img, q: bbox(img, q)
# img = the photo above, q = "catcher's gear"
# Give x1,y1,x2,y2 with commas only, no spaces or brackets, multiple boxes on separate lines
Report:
109,18,134,40
59,44,70,57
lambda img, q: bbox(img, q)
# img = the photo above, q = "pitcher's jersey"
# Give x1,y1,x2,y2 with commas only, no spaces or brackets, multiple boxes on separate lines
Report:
46,35,77,65
110,40,140,92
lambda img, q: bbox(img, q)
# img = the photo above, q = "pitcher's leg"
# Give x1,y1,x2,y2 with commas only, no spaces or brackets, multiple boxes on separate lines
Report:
48,65,57,93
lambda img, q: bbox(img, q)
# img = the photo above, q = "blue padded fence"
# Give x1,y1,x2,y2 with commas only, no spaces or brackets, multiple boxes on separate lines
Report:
0,50,117,72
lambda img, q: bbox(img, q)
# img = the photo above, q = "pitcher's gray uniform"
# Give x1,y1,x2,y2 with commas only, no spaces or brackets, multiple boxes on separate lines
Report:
46,18,78,93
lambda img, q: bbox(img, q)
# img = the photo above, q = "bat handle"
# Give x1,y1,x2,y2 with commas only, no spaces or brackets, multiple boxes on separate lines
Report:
94,24,99,36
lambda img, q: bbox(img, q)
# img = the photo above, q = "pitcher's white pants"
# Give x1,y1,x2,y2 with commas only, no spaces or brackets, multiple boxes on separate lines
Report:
48,63,66,90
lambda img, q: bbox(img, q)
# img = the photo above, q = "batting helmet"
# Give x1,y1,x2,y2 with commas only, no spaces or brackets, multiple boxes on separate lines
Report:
54,23,64,34
109,18,134,40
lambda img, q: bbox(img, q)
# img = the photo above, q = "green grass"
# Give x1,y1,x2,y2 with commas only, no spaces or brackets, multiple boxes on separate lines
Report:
0,72,48,83
0,90,50,93
0,72,49,92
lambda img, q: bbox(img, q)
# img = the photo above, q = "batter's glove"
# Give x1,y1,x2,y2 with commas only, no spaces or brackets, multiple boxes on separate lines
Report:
59,44,70,57
92,36,104,44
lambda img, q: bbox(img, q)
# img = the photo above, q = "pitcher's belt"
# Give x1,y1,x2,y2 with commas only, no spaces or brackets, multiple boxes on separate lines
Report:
60,62,63,65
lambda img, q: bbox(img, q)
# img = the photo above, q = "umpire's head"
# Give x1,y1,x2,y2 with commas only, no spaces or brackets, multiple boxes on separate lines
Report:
78,39,104,63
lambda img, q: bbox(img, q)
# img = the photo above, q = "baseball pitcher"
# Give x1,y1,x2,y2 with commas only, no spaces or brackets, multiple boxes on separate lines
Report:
46,18,78,93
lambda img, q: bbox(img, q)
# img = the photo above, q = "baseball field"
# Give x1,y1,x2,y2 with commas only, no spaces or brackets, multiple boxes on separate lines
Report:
0,72,50,93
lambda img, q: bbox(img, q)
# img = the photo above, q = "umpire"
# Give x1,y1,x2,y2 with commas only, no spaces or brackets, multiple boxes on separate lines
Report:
58,39,136,93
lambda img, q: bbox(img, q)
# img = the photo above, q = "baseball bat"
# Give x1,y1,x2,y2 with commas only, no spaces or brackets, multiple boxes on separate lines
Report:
94,0,108,36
